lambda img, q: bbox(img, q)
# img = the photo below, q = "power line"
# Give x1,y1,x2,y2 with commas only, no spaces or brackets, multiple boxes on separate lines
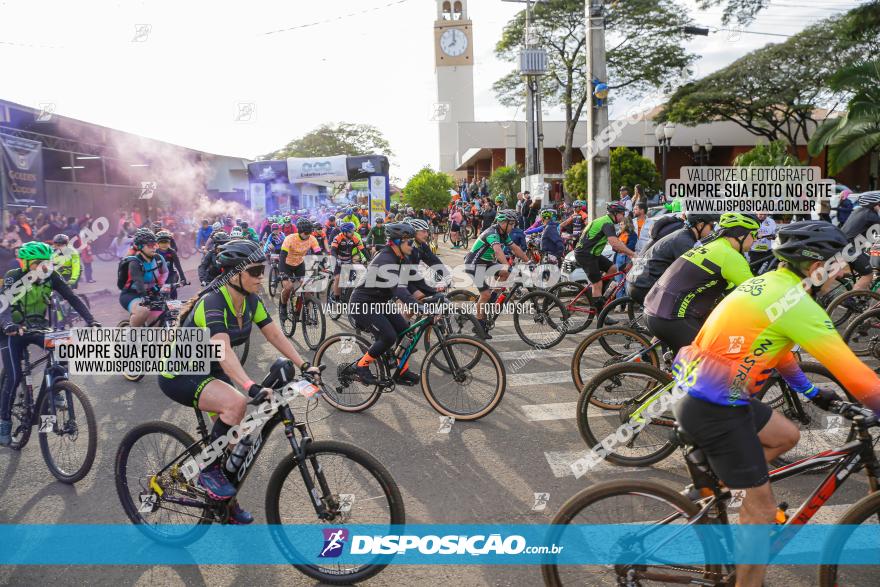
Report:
263,0,413,36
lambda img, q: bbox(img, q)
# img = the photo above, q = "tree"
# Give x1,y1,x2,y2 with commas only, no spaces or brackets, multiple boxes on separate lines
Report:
402,167,454,211
488,166,522,206
563,160,588,201
260,122,395,161
809,60,880,175
698,0,879,26
660,8,880,154
610,148,660,195
493,0,694,172
734,141,801,167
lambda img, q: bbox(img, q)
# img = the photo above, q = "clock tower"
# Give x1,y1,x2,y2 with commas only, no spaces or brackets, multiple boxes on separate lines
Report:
435,0,475,175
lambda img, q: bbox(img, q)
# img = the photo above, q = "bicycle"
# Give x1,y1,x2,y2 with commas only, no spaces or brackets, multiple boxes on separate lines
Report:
266,253,282,300
114,362,404,584
2,323,97,483
548,264,631,334
542,399,880,587
313,294,506,420
279,263,329,351
50,290,92,329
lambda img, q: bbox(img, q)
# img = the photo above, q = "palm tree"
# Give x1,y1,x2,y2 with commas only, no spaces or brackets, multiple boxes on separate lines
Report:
809,61,880,175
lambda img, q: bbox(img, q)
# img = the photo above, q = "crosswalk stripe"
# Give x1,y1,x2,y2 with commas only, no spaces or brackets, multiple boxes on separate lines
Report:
521,402,577,421
511,371,575,387
499,347,576,361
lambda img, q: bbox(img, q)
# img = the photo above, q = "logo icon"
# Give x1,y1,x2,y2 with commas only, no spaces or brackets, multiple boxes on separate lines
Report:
319,528,348,558
36,102,55,122
133,24,152,43
359,160,376,174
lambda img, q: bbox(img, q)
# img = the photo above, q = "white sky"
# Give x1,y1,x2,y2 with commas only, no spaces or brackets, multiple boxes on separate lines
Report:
0,0,862,183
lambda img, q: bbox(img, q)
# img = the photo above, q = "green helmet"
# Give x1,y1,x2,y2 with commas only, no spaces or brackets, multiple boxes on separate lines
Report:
495,195,506,204
541,209,556,220
718,212,761,234
18,241,53,261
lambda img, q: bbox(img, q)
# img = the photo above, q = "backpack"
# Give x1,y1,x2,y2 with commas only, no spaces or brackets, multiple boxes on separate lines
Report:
116,255,139,290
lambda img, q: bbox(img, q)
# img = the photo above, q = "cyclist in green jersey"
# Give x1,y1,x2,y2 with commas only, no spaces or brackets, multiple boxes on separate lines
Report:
573,202,635,310
158,239,320,523
644,212,759,354
51,234,81,288
465,209,531,336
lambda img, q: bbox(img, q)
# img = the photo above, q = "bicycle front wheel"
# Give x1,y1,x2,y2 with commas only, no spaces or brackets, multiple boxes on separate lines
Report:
301,295,326,351
826,289,880,330
3,370,33,450
422,335,506,420
268,266,279,298
542,479,725,587
265,440,405,585
314,333,383,412
38,381,97,484
818,490,880,587
570,326,659,395
117,319,145,382
513,290,569,349
115,421,212,546
843,307,880,358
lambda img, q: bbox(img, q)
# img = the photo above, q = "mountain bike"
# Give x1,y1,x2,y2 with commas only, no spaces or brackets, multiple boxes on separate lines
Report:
267,253,282,300
548,265,631,334
114,362,404,584
2,325,97,484
327,262,365,323
50,290,92,329
278,264,329,351
542,400,880,587
313,294,506,420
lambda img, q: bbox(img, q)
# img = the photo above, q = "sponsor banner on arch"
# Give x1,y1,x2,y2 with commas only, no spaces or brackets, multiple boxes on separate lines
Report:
287,155,348,182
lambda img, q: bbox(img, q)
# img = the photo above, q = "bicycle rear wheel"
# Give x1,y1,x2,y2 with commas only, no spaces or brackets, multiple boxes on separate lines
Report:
548,280,594,334
843,307,880,358
313,333,383,412
265,440,405,585
115,421,212,546
513,290,569,349
38,381,97,484
576,362,678,467
301,295,325,351
268,266,279,298
117,320,145,382
826,289,880,330
280,300,296,337
422,335,506,420
3,370,33,451
596,295,641,331
570,326,659,395
542,480,726,587
818,490,880,587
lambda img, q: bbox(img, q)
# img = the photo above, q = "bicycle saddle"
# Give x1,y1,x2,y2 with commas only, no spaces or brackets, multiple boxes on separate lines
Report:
261,358,295,389
674,425,698,447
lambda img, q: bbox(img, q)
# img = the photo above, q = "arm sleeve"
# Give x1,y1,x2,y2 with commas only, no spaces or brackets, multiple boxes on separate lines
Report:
198,254,212,283
601,223,617,239
172,252,186,280
524,226,544,235
69,250,81,283
721,251,754,287
53,273,95,323
253,298,272,328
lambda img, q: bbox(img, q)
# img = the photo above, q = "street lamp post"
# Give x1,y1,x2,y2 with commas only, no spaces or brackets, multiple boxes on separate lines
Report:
691,139,712,166
654,122,676,186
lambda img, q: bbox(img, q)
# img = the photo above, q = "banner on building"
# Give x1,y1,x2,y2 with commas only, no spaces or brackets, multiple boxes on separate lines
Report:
250,183,266,217
287,156,348,183
247,160,289,183
347,155,389,181
0,133,45,208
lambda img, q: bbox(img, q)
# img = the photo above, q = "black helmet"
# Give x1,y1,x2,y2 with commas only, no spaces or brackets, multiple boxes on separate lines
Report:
211,230,231,246
296,218,313,234
685,213,719,227
385,223,416,241
607,202,627,215
216,239,265,269
773,221,848,264
133,228,157,249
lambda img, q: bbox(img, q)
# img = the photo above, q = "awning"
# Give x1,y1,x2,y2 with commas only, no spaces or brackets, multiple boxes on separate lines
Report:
456,147,492,171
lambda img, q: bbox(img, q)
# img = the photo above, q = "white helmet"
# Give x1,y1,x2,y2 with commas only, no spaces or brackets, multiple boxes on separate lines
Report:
212,222,222,231
230,227,244,238
404,218,430,232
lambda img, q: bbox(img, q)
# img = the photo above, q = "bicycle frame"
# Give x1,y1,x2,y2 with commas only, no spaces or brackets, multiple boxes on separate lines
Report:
564,269,627,314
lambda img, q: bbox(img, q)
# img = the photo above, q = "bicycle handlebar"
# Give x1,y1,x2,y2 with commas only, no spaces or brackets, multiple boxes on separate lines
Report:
246,364,327,406
829,400,879,426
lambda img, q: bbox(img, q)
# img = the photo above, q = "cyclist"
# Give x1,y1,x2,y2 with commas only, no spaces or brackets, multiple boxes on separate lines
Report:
329,222,368,302
51,234,81,289
279,219,322,321
644,212,759,354
525,210,564,265
349,223,422,386
280,217,295,236
158,239,320,519
573,202,635,312
341,208,361,230
366,216,387,257
311,218,328,253
403,218,449,299
0,242,99,446
465,209,531,338
261,224,284,255
625,213,719,304
199,231,230,286
195,220,213,251
119,229,169,328
560,199,588,240
840,191,880,291
671,221,880,587
155,230,188,298
230,227,244,240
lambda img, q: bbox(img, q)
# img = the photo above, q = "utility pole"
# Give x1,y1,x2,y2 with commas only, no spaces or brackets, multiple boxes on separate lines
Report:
523,0,535,179
585,0,609,220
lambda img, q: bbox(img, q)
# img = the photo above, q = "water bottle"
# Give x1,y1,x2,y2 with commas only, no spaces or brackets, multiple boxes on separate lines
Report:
225,435,253,474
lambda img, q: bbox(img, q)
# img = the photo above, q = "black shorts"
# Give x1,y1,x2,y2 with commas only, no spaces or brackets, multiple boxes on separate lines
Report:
625,282,650,305
280,262,305,278
850,251,872,277
119,290,143,313
646,314,702,355
158,372,233,408
575,251,612,283
466,261,501,292
407,278,436,296
674,394,774,489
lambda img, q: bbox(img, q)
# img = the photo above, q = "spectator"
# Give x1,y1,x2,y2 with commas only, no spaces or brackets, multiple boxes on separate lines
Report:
62,216,80,238
633,184,645,208
3,224,22,250
14,213,33,243
0,238,17,273
481,200,496,231
468,178,478,200
80,240,96,283
525,199,540,228
836,190,854,226
480,176,489,197
618,186,632,214
515,192,525,228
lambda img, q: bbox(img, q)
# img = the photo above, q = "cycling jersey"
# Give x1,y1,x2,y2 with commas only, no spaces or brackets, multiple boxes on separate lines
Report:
262,232,284,254
575,214,617,256
122,254,168,294
52,246,81,285
645,237,752,321
627,227,698,294
672,267,880,412
467,226,513,264
341,214,361,229
349,246,420,306
570,210,588,234
281,233,320,267
841,206,880,241
0,268,93,328
331,233,366,261
198,250,222,284
156,247,185,283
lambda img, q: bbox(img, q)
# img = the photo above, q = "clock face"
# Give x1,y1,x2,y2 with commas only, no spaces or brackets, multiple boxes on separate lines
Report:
440,28,468,57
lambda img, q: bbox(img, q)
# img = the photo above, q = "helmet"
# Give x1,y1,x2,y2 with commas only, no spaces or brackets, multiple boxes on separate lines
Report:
235,218,242,225
212,222,222,231
296,218,313,234
495,195,506,204
858,192,880,207
211,231,231,245
216,239,266,269
327,216,336,224
404,218,430,231
573,200,586,208
686,213,720,227
52,234,69,245
283,216,291,223
230,227,244,238
385,223,416,241
540,210,557,220
241,221,249,229
133,228,157,249
717,213,761,235
607,202,627,215
495,209,516,223
773,221,848,264
271,223,280,230
18,241,53,261
340,222,356,233
156,230,173,241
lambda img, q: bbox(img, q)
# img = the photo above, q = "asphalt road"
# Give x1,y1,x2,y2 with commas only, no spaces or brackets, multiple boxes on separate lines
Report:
0,244,873,586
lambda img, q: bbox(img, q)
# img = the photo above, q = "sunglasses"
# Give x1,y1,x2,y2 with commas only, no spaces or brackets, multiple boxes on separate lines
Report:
402,238,415,246
244,265,265,278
